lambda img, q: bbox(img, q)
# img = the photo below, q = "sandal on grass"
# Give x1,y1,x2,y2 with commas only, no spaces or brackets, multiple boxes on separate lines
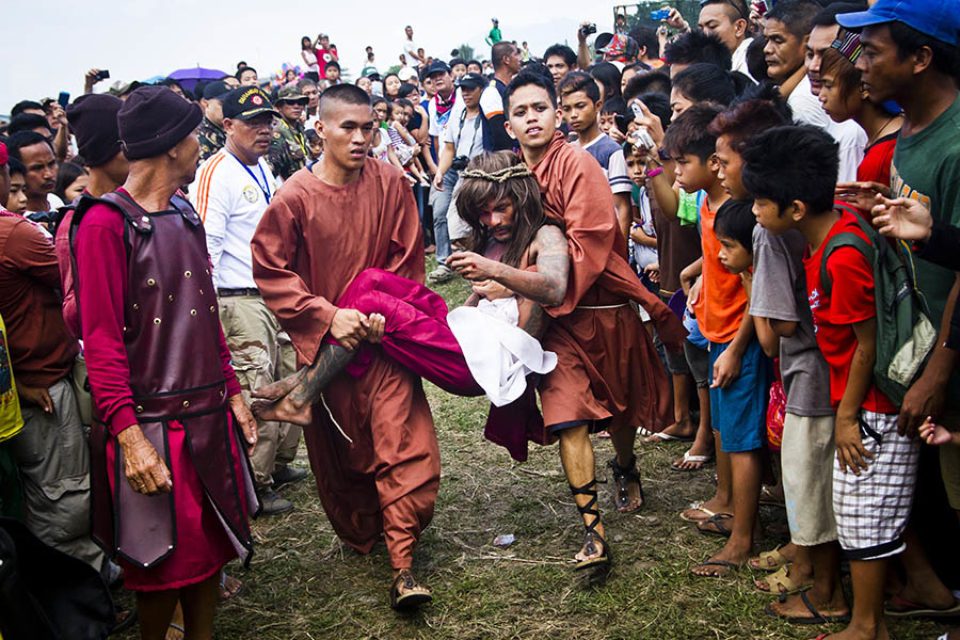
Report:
219,572,243,602
608,455,644,512
691,558,740,577
884,595,960,618
754,565,812,595
764,591,851,625
696,513,733,537
679,501,716,522
670,450,714,472
390,570,432,610
569,478,611,571
749,545,790,572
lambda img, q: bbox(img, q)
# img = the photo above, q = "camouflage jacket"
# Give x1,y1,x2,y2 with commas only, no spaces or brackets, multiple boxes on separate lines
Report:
267,119,307,180
198,117,226,163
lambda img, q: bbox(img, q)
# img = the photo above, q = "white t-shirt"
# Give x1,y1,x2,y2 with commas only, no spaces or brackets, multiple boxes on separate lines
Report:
189,149,281,289
732,37,755,82
442,110,484,159
403,39,419,59
573,133,632,195
428,92,458,139
788,75,865,182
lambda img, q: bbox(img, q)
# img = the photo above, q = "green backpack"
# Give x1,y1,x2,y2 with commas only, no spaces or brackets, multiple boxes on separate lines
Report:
819,205,936,407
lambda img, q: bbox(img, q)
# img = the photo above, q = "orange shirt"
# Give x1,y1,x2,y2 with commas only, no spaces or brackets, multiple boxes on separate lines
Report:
692,199,748,343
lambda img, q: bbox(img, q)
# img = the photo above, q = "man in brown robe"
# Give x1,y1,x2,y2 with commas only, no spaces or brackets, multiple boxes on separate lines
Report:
250,85,436,608
501,70,685,569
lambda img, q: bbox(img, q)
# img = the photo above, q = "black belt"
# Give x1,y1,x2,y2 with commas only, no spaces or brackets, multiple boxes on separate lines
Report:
217,288,260,297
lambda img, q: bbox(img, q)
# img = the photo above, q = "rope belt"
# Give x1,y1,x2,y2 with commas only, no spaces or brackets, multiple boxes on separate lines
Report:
576,303,630,310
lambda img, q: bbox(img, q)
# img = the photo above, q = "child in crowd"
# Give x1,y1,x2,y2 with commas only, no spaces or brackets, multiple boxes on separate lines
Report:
5,158,27,214
664,104,771,577
387,101,429,184
623,142,659,295
712,100,848,621
558,71,633,240
599,96,626,143
819,29,902,213
744,125,920,640
629,91,709,459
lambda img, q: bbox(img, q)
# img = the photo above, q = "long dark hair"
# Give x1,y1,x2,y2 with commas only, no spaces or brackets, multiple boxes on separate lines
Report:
456,151,561,268
302,36,313,50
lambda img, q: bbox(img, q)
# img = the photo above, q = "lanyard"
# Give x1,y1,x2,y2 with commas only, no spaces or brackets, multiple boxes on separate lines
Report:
228,152,271,204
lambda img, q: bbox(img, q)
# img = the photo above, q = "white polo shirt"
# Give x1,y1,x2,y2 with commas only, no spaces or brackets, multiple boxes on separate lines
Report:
189,148,280,290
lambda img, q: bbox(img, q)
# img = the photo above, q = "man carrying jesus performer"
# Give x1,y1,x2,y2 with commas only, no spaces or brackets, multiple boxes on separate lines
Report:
498,68,686,569
249,84,437,610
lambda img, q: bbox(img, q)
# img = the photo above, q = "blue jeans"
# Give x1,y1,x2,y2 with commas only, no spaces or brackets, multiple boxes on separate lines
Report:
430,169,459,263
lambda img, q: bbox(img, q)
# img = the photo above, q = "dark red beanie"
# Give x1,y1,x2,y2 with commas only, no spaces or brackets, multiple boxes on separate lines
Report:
118,86,202,160
66,94,123,167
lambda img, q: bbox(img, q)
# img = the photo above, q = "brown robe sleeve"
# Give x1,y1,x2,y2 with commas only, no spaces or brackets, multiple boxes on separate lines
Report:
251,190,337,365
542,151,617,318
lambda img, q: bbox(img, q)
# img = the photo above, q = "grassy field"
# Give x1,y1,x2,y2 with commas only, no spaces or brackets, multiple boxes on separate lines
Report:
120,270,951,640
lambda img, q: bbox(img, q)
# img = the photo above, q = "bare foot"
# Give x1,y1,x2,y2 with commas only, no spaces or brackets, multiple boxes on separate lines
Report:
251,367,308,402
766,589,849,622
252,392,314,426
691,542,751,577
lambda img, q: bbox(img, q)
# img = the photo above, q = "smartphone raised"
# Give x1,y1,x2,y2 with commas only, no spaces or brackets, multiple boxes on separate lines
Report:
57,92,70,108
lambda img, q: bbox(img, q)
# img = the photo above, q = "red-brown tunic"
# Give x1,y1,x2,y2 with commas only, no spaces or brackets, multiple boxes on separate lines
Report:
251,160,437,569
527,132,685,434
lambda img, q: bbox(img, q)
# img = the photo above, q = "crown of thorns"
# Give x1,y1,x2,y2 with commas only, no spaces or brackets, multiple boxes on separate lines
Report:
459,164,534,183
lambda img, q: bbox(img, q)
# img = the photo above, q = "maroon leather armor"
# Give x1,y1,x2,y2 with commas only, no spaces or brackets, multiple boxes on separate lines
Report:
72,190,258,568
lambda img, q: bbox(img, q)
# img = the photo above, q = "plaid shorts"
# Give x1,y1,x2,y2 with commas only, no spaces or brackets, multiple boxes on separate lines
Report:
833,410,920,561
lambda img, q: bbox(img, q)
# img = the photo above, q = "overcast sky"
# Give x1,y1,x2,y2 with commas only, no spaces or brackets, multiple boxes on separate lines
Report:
1,1,623,112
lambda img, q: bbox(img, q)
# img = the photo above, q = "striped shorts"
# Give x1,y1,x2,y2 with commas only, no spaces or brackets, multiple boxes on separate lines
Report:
833,410,920,561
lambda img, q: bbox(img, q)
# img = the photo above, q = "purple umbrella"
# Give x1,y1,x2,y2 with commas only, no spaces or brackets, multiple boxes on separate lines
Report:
167,67,229,91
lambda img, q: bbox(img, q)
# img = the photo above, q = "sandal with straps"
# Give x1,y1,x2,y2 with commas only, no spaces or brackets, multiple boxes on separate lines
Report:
569,478,612,571
390,569,432,610
608,455,645,512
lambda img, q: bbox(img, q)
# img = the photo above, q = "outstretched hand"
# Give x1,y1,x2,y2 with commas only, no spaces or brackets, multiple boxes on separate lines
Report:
447,251,503,281
871,195,933,242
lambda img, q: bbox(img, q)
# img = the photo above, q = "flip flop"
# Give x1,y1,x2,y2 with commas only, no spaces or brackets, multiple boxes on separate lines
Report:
679,501,716,522
645,431,695,442
219,572,243,602
670,450,714,472
749,545,790,572
764,591,851,625
884,595,960,618
691,558,740,577
754,565,812,595
697,513,733,537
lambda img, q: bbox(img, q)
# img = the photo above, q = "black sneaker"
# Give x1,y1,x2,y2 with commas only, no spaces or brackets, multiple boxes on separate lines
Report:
272,465,309,490
258,490,294,515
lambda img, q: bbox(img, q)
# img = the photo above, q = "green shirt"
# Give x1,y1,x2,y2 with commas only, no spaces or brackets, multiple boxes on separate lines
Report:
891,93,960,414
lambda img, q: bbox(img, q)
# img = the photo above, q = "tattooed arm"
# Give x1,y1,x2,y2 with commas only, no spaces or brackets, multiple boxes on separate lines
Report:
446,225,570,307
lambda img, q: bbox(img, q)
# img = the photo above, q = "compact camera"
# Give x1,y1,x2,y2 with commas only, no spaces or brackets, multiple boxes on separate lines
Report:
451,156,470,171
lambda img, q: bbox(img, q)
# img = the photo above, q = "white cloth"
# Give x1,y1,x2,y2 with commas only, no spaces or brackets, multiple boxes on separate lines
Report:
731,37,755,81
447,298,557,406
828,119,868,183
189,149,280,289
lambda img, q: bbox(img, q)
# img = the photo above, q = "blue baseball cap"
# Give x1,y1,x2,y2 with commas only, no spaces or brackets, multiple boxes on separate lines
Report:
837,0,960,47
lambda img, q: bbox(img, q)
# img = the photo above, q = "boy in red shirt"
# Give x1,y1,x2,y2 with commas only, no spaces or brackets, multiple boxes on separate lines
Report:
744,124,920,640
